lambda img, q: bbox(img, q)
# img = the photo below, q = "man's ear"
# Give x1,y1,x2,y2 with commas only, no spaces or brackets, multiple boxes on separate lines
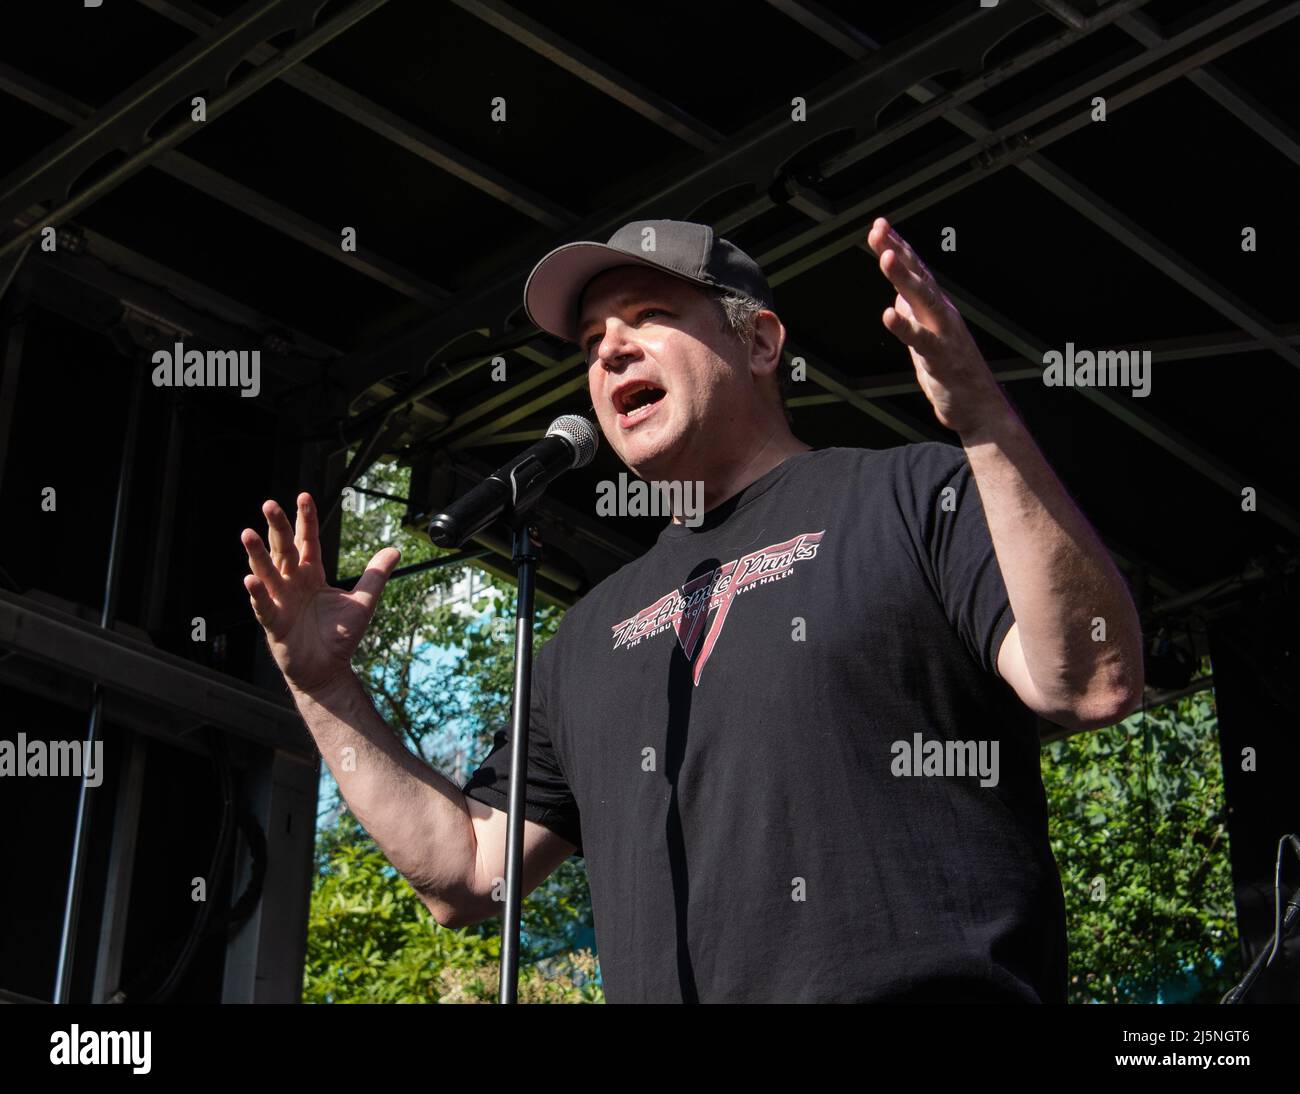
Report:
749,310,786,382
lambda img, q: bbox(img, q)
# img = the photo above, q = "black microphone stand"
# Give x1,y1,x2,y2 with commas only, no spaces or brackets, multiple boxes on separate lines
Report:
425,415,597,1002
498,512,541,1004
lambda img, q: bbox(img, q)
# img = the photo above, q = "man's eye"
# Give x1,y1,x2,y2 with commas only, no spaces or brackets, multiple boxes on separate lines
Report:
585,310,666,356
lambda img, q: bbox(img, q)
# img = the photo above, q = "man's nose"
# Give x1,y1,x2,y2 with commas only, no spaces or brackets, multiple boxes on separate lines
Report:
594,320,639,366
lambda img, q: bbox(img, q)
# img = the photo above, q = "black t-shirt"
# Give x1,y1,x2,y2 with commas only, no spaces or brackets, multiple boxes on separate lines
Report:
462,443,1068,1003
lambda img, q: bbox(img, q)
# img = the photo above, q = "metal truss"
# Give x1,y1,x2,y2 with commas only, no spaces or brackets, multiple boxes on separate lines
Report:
330,0,1230,398
136,0,577,228
0,64,447,305
4,0,1295,591
403,0,1300,540
0,0,391,261
450,0,725,150
333,0,1108,394
0,589,313,758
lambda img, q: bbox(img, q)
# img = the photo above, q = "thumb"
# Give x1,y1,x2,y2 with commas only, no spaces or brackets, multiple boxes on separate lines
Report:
351,547,401,614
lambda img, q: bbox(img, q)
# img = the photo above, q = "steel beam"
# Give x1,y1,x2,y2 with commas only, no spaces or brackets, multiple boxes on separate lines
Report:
22,216,342,363
0,65,446,305
783,324,1300,406
752,1,1300,533
1116,10,1300,170
0,0,390,260
935,273,1300,539
1017,156,1300,371
785,339,932,444
0,317,24,497
334,0,1056,395
0,241,29,302
340,0,1253,431
451,0,723,150
0,589,314,759
765,0,877,57
136,0,576,228
759,0,1290,280
441,347,585,450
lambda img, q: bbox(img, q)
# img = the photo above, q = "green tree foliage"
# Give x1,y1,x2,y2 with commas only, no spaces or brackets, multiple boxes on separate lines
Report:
334,475,467,774
305,809,600,1003
303,459,599,1003
1042,679,1238,1003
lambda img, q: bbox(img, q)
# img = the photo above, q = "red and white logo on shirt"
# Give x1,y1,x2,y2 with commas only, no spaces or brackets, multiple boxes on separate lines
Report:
610,531,825,685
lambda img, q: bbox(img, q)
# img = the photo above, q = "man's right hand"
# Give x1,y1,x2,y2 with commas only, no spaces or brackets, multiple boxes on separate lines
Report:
240,492,400,695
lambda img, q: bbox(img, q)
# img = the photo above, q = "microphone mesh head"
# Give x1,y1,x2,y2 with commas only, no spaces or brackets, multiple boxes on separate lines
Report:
546,414,599,468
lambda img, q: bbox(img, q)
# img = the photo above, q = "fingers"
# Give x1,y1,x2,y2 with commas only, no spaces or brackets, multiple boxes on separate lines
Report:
882,249,937,319
867,216,948,328
263,500,300,576
867,216,922,270
243,573,279,628
883,300,942,363
241,527,284,598
295,492,320,570
880,246,946,328
350,547,402,615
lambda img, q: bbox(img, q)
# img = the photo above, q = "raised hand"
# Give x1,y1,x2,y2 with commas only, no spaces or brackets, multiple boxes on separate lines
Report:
240,492,400,695
866,216,1011,435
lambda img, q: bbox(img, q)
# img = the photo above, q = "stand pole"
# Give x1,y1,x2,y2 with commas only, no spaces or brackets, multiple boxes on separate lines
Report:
498,516,541,1004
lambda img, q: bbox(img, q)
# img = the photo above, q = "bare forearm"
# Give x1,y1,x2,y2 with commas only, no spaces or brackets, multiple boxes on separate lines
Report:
290,670,479,918
858,216,1141,715
961,404,1143,712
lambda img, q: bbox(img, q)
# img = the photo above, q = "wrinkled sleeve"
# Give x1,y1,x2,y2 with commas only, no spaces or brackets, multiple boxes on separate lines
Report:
461,636,583,855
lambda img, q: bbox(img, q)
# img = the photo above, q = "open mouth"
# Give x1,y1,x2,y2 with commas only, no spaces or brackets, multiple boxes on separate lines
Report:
614,381,667,425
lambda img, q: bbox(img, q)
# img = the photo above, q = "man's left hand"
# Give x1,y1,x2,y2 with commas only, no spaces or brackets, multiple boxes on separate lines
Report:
867,216,1011,435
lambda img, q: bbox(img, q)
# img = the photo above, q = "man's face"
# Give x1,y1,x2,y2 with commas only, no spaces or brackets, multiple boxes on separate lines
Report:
577,265,743,478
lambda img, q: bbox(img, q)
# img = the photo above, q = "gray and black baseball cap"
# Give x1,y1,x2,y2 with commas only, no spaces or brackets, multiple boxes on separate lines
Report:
523,218,776,344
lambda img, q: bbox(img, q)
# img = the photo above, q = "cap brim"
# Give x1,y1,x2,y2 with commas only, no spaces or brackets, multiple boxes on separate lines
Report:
523,241,708,344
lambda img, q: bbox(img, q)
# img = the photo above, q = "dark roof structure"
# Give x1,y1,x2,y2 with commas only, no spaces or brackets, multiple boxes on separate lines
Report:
5,0,1298,604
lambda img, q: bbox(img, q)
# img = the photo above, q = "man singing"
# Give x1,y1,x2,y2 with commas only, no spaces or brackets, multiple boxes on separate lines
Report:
241,217,1143,1003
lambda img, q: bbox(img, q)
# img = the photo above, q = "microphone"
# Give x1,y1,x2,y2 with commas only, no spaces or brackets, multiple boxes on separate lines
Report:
427,414,599,548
